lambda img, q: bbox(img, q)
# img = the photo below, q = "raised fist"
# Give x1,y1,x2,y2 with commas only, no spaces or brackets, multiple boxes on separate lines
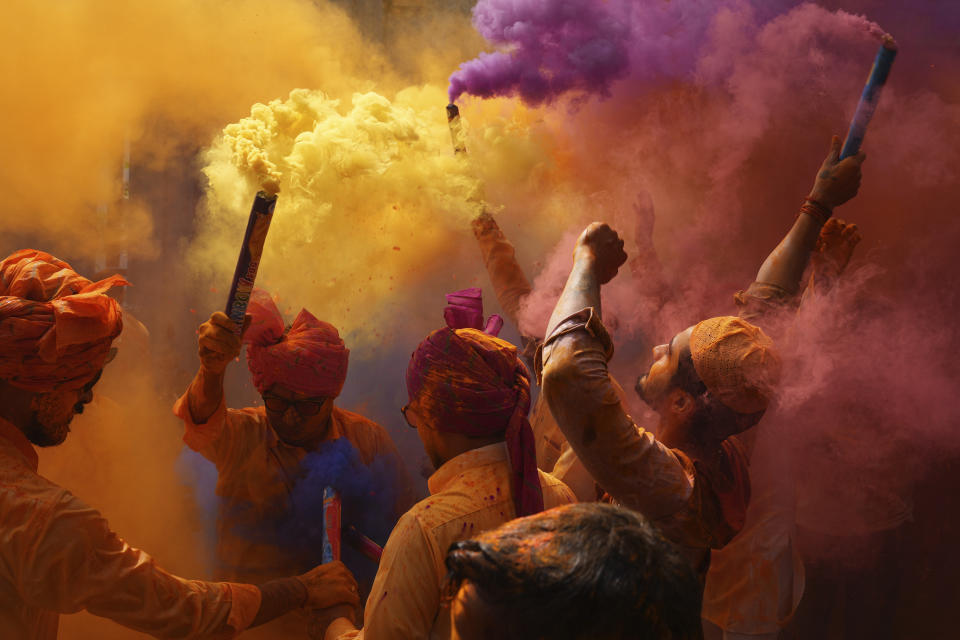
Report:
575,222,628,285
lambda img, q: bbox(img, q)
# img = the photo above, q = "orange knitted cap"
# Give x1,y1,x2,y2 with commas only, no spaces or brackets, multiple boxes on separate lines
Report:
689,316,781,415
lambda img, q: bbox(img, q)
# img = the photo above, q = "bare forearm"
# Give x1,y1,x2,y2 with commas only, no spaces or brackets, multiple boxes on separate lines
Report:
754,210,823,294
251,578,308,628
545,253,601,338
186,366,225,424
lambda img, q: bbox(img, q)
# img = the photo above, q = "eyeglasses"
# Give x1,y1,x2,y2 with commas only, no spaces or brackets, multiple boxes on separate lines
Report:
262,395,328,417
401,404,415,429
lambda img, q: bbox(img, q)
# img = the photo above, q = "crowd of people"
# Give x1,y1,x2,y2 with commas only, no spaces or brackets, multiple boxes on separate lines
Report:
0,134,866,639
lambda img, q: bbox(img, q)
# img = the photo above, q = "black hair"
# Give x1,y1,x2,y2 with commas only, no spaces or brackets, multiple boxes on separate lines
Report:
443,502,703,640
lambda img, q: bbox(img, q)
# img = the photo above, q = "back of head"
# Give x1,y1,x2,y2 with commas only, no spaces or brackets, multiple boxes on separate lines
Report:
0,249,126,392
445,502,703,640
407,325,543,517
688,316,781,438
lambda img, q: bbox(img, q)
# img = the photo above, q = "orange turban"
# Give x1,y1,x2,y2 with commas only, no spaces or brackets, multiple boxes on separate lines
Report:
0,250,127,392
690,316,781,415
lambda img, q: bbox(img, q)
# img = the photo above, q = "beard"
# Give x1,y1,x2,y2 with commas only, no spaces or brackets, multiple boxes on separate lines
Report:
23,393,77,447
635,374,655,408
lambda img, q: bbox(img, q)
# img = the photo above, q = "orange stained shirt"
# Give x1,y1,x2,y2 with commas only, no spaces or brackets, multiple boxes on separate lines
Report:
540,308,750,558
336,442,576,640
173,394,414,583
0,417,260,640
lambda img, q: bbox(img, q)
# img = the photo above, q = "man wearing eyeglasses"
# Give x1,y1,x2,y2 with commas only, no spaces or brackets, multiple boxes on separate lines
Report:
174,289,413,617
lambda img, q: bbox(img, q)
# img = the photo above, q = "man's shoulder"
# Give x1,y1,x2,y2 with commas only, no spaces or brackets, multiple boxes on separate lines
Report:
333,407,394,448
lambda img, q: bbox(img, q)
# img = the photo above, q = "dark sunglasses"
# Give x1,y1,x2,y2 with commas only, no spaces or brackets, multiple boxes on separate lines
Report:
262,394,327,417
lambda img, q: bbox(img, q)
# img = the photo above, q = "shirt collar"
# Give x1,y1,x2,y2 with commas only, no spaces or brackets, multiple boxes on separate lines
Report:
427,442,507,495
0,416,39,471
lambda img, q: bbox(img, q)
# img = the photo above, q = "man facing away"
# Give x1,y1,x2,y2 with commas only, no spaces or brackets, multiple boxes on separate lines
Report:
322,313,575,640
0,249,358,639
445,502,703,640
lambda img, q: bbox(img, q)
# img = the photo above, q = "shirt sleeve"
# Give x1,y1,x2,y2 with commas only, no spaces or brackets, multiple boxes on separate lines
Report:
471,213,534,332
18,490,261,639
539,308,695,521
173,393,262,471
336,512,441,640
734,281,798,332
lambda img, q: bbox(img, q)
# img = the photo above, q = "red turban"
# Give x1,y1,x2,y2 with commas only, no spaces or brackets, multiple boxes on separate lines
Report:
243,289,349,398
406,327,544,517
0,249,126,392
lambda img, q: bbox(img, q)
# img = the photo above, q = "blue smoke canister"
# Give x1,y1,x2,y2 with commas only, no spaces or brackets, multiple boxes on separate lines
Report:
840,35,898,160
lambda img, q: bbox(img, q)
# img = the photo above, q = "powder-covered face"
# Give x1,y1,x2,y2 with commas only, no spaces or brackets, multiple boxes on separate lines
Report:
636,326,693,412
262,383,334,449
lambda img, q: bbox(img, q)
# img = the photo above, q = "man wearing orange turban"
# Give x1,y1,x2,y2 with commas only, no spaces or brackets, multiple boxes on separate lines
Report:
174,289,413,618
0,250,359,639
322,308,575,640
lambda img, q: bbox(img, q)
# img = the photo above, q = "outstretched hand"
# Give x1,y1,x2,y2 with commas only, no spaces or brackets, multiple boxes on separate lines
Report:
807,135,866,210
813,217,862,277
575,222,627,285
297,561,360,610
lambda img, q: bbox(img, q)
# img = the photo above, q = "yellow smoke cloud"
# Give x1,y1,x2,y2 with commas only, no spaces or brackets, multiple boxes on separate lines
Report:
191,85,583,350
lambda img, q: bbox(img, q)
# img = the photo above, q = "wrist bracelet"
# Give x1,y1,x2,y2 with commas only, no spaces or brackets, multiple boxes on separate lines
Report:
800,198,832,226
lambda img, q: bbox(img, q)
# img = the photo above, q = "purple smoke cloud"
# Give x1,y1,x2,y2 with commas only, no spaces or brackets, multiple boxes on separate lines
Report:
448,0,633,105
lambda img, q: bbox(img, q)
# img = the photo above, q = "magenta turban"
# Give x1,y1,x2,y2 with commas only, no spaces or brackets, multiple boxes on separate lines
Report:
406,326,544,517
243,289,349,398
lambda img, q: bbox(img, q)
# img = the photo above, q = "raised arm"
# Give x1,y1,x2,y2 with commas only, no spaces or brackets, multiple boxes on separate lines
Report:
184,311,247,424
753,135,865,294
540,225,695,520
471,211,534,334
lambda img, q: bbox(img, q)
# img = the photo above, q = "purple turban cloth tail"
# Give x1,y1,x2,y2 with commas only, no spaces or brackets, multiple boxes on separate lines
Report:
443,287,503,337
406,327,544,517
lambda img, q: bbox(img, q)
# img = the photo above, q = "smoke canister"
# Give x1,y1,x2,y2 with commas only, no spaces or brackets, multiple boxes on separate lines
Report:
840,34,898,160
446,104,467,155
224,190,278,334
321,486,342,563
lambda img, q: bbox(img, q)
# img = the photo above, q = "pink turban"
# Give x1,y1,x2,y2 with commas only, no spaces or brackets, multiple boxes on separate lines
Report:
443,287,503,336
406,326,544,517
0,249,127,392
243,289,349,398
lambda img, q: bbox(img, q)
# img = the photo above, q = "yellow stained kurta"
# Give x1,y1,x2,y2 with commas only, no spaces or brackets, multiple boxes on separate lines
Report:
173,394,414,583
336,442,575,640
0,417,260,640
